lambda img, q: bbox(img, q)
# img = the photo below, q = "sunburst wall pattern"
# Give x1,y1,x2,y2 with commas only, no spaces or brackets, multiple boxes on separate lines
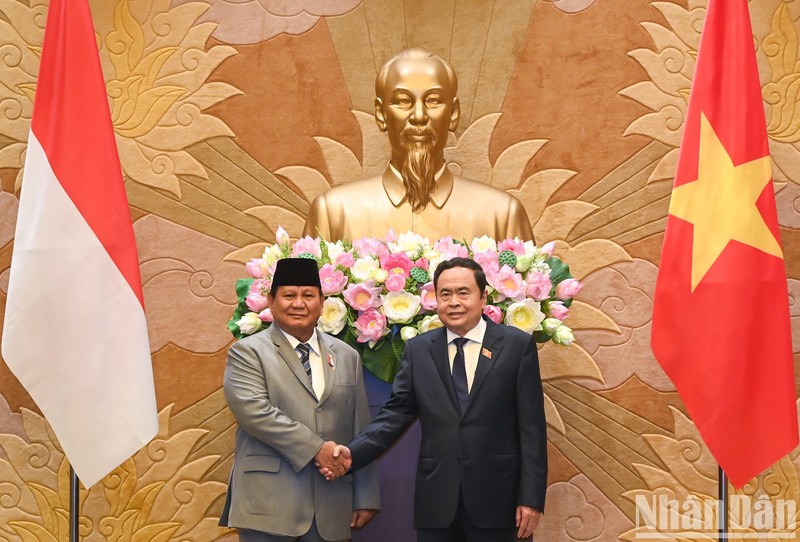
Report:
1,0,800,540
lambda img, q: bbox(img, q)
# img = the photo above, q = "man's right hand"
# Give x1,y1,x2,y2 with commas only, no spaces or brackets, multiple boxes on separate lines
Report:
313,441,351,479
318,444,352,480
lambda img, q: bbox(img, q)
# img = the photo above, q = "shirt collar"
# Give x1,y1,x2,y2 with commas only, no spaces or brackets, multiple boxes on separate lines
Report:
383,162,454,209
274,325,321,355
446,317,487,346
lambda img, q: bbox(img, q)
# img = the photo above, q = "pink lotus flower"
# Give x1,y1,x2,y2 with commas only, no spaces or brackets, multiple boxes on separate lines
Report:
473,250,500,280
275,226,290,244
498,238,525,255
246,292,269,312
249,278,271,295
380,252,413,276
343,282,383,311
258,308,273,322
292,235,322,258
492,265,527,302
319,263,348,295
483,305,504,324
354,309,388,343
419,282,438,311
335,251,355,268
385,273,407,292
353,237,389,259
433,236,469,259
526,271,552,301
548,300,569,320
246,258,266,278
555,278,582,300
232,228,581,359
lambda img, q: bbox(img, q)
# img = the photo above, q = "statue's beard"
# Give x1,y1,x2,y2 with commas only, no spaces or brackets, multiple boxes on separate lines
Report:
401,130,438,213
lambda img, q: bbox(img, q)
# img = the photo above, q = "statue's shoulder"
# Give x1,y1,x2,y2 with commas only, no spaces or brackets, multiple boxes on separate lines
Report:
312,175,386,204
452,175,519,201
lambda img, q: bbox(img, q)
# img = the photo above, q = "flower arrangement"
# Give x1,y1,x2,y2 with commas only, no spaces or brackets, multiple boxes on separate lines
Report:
228,227,582,382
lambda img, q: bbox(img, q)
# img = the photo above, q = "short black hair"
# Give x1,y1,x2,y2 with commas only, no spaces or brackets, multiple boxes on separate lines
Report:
433,257,487,293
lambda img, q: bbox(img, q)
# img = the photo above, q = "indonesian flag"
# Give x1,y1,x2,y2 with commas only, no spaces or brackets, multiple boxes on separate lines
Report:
1,0,157,487
651,0,798,488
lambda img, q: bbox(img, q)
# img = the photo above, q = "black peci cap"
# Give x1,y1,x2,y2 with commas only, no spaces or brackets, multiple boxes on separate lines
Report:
271,258,321,291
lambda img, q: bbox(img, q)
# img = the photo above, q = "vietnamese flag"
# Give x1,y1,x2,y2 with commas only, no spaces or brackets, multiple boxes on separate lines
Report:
1,0,157,487
651,0,798,488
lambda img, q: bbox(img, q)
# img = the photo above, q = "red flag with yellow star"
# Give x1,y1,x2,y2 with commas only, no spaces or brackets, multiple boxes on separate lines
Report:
651,0,798,488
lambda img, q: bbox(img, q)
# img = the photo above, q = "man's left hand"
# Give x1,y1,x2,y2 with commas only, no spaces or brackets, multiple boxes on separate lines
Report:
515,506,541,539
313,441,350,478
351,509,378,529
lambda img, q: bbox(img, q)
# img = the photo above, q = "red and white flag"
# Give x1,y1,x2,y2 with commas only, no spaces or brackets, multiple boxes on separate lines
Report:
1,0,157,487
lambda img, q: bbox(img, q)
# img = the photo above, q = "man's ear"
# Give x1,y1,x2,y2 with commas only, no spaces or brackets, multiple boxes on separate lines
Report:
449,97,460,132
374,98,387,132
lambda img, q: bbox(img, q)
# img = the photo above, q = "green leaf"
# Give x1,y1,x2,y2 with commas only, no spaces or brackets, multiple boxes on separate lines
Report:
546,256,572,285
533,330,552,344
360,337,403,382
228,278,255,339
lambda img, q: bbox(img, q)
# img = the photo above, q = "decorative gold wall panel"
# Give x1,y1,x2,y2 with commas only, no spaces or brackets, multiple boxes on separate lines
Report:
2,0,800,540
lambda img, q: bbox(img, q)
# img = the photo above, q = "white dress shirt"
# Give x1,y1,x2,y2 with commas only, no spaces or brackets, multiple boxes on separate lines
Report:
275,326,325,399
445,318,487,392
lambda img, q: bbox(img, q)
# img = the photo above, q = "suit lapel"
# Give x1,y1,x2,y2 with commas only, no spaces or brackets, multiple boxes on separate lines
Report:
431,328,460,415
317,334,336,405
462,320,505,418
268,325,315,398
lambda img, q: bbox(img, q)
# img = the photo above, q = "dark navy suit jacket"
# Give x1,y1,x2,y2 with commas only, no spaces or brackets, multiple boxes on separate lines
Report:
349,318,548,529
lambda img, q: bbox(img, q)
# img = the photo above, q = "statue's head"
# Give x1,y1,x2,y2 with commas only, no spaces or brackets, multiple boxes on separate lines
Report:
374,48,460,212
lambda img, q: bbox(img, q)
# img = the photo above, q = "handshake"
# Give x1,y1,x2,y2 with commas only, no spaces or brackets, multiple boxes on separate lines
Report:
313,441,353,480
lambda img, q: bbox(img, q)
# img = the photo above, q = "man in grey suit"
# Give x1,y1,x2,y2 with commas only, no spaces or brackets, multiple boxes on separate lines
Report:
220,258,380,541
323,258,547,541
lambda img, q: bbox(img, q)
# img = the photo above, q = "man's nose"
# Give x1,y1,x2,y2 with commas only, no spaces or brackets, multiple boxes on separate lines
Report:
409,100,427,125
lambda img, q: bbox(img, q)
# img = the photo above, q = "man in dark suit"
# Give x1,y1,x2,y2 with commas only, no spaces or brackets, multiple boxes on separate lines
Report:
220,258,380,541
322,257,547,541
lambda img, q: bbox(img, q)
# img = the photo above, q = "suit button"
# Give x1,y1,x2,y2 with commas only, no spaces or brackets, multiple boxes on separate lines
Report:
316,407,322,413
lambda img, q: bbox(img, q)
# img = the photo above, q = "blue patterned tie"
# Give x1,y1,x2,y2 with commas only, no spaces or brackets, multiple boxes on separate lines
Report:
297,343,312,385
451,337,470,415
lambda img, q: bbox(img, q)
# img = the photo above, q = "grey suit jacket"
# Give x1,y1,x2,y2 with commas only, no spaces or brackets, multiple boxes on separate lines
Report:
220,325,380,539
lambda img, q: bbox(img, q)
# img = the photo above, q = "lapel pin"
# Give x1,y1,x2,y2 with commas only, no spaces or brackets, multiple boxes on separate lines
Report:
327,354,335,369
481,348,492,360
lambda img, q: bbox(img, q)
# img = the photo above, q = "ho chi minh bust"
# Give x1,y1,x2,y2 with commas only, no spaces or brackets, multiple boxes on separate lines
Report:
302,48,533,242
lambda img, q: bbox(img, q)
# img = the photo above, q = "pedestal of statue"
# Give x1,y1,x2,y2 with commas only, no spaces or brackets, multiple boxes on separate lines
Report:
352,369,419,542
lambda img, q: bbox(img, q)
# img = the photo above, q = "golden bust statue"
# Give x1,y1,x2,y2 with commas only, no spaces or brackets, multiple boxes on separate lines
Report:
303,48,533,242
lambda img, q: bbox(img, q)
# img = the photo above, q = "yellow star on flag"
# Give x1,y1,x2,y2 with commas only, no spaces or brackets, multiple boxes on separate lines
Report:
669,112,782,291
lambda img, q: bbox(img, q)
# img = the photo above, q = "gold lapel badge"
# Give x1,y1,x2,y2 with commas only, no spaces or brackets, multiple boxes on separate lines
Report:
481,348,492,360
